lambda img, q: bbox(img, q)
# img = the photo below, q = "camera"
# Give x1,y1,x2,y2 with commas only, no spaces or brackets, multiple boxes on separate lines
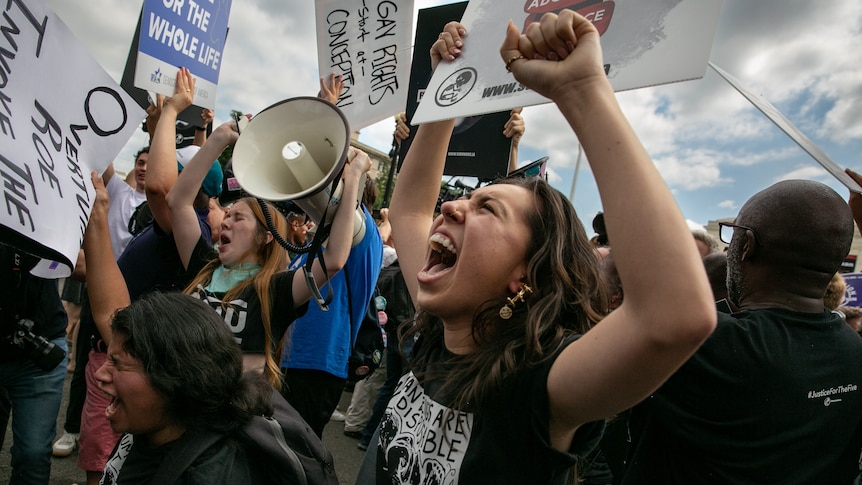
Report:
7,319,66,371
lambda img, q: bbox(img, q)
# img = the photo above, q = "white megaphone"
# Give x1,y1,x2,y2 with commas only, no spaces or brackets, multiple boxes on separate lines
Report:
231,97,367,246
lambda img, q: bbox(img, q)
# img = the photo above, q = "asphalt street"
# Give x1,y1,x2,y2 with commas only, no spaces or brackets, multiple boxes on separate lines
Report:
1,372,367,484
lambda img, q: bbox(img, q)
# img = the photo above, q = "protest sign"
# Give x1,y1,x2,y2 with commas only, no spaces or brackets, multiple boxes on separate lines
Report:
842,273,862,308
399,1,512,179
0,0,145,278
315,0,413,131
122,6,212,131
412,0,723,124
134,0,232,110
709,62,862,194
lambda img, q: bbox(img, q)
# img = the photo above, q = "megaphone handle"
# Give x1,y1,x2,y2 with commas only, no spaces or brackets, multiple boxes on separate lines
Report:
233,112,243,134
303,267,330,312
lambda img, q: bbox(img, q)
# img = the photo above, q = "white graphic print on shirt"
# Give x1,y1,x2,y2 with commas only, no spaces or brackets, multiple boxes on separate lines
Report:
191,285,249,344
379,372,473,484
100,433,134,485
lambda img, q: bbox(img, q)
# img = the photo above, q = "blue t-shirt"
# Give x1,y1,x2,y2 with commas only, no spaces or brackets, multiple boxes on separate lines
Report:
282,208,383,378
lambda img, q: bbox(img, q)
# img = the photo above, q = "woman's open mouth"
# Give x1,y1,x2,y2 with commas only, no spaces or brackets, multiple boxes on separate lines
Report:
424,233,457,275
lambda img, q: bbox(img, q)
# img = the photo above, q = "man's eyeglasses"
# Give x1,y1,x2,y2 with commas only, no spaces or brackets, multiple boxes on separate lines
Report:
287,212,307,228
718,222,764,247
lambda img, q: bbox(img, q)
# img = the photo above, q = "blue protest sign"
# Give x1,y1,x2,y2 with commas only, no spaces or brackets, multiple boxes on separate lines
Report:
134,0,232,109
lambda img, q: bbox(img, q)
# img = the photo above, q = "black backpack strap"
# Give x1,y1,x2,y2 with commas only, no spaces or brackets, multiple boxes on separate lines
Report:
149,431,223,485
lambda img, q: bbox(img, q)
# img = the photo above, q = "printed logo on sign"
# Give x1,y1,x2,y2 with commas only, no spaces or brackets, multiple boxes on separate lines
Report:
843,282,857,306
435,68,477,107
150,68,162,84
523,0,616,35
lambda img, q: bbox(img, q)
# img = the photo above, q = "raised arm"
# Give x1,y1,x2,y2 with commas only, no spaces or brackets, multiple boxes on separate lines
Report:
291,148,372,306
845,168,862,237
144,95,163,143
166,120,239,269
504,108,524,173
83,172,131,343
502,12,716,435
145,67,196,234
101,163,116,186
394,112,410,143
388,25,467,303
192,108,214,147
318,73,345,105
377,208,392,246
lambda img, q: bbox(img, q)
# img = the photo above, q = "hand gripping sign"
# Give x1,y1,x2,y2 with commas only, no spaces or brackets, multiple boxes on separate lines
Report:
412,0,723,125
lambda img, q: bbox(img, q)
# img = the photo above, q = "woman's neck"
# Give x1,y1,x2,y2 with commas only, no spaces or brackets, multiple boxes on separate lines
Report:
441,318,476,355
222,260,260,271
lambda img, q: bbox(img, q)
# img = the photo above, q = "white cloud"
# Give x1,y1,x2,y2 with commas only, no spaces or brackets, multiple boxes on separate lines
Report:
653,149,732,190
718,200,737,210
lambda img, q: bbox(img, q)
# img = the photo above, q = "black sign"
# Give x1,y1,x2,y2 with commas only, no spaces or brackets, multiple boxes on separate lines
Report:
399,2,511,181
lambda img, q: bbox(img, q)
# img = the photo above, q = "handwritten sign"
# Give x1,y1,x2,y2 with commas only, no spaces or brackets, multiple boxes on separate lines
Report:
0,0,145,278
135,0,232,110
315,0,413,131
412,0,723,124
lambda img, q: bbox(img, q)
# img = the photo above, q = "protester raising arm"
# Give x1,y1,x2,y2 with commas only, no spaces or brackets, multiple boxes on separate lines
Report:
193,108,214,147
318,73,345,105
391,11,715,452
165,118,372,307
82,172,129,345
500,12,716,440
505,107,525,173
145,67,196,233
167,119,241,270
290,147,372,305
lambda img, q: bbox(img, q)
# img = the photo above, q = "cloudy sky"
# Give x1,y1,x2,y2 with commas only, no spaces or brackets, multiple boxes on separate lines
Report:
47,0,862,230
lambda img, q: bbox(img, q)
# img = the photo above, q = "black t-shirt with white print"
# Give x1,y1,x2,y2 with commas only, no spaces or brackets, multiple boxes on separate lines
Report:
186,237,307,354
624,308,862,484
375,335,603,484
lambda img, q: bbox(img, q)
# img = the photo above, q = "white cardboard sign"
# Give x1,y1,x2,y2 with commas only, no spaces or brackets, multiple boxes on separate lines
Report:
315,0,414,131
0,0,145,278
413,0,723,124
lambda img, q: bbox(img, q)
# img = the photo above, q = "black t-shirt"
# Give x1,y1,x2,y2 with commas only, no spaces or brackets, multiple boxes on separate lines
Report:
374,335,603,484
101,432,253,484
117,209,211,301
623,309,862,484
186,237,307,354
0,247,66,361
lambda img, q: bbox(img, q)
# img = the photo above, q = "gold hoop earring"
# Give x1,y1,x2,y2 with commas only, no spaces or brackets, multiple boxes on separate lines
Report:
499,284,533,320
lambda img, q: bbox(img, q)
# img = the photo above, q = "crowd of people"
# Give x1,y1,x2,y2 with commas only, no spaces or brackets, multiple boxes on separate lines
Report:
2,9,862,485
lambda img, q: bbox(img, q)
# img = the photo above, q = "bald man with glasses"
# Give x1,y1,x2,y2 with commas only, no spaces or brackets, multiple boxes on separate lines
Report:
623,180,862,484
